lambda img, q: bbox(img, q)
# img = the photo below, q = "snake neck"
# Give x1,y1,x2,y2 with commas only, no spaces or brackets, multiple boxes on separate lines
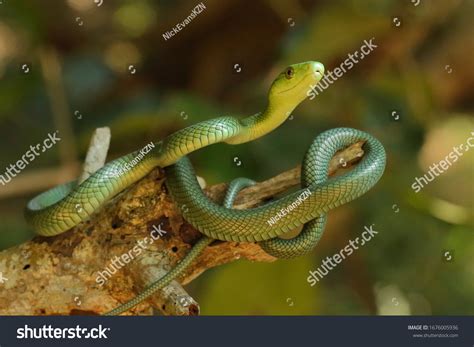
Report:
146,96,301,166
226,99,297,145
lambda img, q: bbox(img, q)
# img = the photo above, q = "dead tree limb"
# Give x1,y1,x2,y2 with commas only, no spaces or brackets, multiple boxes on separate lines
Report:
0,140,364,316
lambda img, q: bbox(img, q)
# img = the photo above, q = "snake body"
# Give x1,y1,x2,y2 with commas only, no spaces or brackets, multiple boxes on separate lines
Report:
25,61,386,315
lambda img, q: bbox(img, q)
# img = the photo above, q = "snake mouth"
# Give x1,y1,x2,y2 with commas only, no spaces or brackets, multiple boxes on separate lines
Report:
277,73,315,94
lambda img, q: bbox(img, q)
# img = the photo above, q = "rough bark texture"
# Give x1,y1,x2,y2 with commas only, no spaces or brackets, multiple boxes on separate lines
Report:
0,141,364,316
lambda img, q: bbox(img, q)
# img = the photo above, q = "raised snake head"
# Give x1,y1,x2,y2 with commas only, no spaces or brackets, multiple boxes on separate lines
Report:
268,61,325,109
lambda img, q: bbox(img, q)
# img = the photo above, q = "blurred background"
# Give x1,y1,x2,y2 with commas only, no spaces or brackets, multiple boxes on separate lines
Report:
0,0,472,315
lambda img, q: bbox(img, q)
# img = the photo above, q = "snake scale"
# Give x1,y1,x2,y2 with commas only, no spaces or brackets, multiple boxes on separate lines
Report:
25,61,386,315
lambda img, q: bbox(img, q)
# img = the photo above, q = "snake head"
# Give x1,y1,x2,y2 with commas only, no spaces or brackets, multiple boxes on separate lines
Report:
269,61,325,106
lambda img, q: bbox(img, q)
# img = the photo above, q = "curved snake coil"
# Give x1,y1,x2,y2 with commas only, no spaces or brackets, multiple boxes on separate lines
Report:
25,61,386,315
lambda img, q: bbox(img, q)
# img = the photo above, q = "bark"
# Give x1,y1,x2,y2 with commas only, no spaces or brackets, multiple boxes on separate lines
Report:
0,140,365,316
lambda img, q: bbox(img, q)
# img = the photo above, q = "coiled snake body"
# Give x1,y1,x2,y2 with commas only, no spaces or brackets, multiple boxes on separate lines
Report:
25,61,386,315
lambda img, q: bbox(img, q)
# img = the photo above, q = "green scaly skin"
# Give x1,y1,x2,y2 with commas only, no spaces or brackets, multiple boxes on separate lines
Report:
104,178,256,316
25,61,386,315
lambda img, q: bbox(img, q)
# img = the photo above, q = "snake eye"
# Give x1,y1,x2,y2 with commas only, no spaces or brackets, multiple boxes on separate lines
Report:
285,67,294,79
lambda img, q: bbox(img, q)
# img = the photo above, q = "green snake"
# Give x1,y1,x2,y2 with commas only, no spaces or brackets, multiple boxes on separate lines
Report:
25,61,386,315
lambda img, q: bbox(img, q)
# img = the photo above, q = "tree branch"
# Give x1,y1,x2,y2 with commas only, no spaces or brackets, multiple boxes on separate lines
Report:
0,140,364,315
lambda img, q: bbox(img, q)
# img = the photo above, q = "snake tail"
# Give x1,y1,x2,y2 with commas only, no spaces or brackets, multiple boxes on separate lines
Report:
104,177,256,315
